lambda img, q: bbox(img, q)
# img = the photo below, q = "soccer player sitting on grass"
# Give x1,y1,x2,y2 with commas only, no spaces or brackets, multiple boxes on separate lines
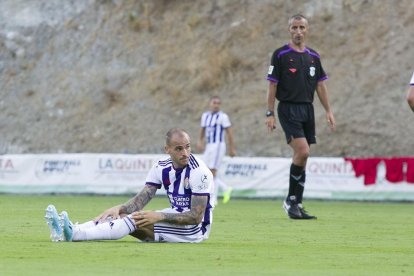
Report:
45,128,215,243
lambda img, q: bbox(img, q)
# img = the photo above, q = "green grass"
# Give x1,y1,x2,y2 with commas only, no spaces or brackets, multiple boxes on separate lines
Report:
0,195,413,275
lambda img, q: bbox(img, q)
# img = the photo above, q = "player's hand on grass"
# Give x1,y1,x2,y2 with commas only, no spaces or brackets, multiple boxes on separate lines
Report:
131,210,163,227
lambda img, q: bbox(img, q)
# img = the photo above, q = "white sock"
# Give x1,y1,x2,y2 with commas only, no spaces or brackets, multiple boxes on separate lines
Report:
76,218,115,231
76,220,96,231
72,216,136,241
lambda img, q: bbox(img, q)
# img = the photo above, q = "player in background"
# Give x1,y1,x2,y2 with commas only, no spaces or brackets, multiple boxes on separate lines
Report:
45,128,214,243
407,72,414,112
265,14,336,219
197,96,236,204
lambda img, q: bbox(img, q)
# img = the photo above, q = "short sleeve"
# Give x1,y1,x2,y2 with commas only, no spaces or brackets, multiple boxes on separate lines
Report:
145,163,162,189
318,59,328,82
266,51,279,83
410,72,414,85
200,112,208,127
189,168,213,195
221,113,231,128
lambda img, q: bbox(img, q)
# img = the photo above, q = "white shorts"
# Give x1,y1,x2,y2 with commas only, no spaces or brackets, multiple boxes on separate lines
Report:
153,208,211,243
203,142,226,170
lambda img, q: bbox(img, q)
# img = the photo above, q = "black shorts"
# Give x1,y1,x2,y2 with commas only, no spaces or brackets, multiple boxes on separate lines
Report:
277,102,316,145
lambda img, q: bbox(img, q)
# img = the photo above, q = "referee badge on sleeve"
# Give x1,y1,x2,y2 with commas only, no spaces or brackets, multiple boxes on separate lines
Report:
309,66,315,77
268,65,274,75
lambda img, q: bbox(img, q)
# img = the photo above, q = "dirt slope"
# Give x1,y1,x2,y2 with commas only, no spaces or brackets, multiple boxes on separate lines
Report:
1,0,413,157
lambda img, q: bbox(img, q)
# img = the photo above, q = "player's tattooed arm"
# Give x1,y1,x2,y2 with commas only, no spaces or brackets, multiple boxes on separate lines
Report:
161,195,207,225
120,185,157,214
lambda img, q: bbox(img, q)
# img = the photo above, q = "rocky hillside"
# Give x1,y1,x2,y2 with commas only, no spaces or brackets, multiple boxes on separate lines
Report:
1,0,414,157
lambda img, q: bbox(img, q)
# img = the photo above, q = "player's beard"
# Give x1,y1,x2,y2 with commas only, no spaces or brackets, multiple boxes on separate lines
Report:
293,35,304,46
179,156,189,167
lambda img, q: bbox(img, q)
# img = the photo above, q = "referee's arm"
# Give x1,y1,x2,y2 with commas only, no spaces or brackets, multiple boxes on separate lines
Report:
316,81,336,131
266,81,277,132
407,86,414,112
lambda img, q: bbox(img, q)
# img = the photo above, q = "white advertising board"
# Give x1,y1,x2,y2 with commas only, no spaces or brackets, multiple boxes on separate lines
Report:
1,154,413,201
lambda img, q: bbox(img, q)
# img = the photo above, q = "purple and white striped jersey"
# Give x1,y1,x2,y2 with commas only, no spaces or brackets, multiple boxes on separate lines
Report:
410,72,414,85
145,154,214,228
200,111,231,144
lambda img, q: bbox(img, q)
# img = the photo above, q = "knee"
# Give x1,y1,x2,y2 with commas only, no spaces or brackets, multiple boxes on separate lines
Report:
407,89,414,109
408,96,414,109
294,148,310,164
299,149,310,160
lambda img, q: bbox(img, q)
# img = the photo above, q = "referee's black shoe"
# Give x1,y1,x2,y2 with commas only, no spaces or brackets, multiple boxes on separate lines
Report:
282,197,302,219
298,204,317,220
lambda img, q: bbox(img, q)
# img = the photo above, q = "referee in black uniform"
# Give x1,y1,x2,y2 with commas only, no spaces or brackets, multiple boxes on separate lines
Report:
265,14,336,219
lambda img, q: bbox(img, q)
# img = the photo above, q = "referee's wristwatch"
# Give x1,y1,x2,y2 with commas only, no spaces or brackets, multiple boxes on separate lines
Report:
266,110,274,117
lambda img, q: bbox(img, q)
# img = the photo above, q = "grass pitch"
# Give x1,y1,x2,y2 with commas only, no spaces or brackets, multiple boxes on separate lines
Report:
0,195,413,276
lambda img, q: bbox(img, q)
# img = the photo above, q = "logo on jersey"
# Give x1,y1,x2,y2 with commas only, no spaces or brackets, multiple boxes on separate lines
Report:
309,66,315,77
193,174,208,190
184,177,190,189
268,65,274,74
289,68,297,73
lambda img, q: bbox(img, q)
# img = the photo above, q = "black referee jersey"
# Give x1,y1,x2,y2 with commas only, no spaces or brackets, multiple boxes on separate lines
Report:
267,44,328,103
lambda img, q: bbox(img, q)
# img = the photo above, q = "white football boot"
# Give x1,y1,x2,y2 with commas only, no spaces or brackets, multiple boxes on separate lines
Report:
45,205,64,242
59,211,74,241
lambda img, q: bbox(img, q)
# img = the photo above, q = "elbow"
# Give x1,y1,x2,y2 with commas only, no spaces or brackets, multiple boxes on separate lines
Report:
408,99,414,109
192,212,204,225
194,215,203,225
407,91,414,109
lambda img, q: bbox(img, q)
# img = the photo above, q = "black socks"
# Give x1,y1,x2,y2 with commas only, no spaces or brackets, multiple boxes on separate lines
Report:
288,163,305,203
